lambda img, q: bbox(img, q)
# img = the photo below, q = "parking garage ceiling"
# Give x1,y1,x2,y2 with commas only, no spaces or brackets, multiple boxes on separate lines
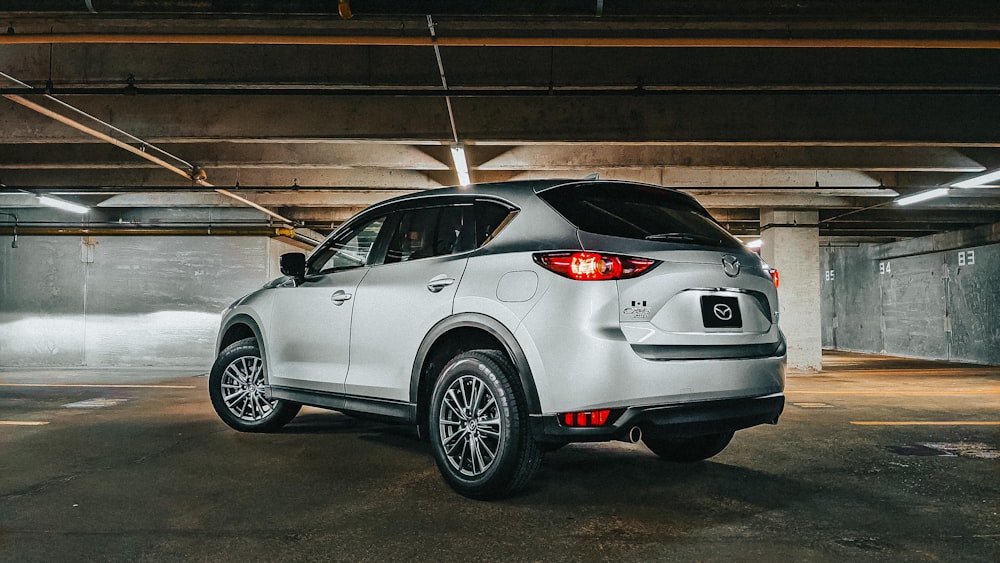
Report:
2,1,1000,242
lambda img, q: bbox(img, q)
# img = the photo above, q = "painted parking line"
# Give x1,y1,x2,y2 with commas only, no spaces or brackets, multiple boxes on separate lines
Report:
851,421,1000,426
0,421,50,426
788,390,1000,396
0,383,196,389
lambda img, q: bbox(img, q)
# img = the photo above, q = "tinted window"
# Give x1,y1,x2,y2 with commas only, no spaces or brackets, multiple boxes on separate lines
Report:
538,182,741,249
310,216,386,274
475,200,514,247
384,205,476,264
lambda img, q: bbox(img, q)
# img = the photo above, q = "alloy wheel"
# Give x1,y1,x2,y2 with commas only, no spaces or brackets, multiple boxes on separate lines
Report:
220,356,276,422
437,374,504,477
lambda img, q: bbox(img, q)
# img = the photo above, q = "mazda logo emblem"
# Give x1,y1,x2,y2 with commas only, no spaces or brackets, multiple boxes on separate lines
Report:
713,304,733,320
721,255,741,277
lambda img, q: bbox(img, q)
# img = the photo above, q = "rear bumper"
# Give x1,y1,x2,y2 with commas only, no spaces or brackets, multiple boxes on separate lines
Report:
530,393,785,443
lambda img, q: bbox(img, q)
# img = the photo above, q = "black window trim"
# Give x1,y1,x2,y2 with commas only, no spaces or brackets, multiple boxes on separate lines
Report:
307,212,393,275
305,194,522,273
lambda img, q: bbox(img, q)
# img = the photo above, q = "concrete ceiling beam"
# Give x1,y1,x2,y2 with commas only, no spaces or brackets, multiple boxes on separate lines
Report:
507,168,888,189
95,190,418,208
0,169,445,190
3,94,1000,145
0,143,451,170
477,145,985,172
6,44,1000,92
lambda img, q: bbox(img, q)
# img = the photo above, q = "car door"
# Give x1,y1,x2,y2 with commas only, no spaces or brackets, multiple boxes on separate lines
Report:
266,215,388,395
345,204,475,401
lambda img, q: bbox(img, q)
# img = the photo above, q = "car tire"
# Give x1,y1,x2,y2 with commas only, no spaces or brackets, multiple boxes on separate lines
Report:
428,350,543,500
209,337,300,433
642,431,735,463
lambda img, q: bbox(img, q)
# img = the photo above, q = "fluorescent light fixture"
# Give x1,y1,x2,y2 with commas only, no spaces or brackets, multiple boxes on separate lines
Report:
895,188,949,206
951,169,1000,189
450,144,471,187
37,195,90,214
745,239,764,250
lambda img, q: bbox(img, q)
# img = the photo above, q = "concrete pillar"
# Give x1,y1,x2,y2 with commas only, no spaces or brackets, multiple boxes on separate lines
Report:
760,209,823,372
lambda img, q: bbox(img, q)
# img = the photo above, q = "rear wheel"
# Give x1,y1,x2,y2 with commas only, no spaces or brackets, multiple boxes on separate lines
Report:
428,350,543,500
209,337,300,432
643,431,734,463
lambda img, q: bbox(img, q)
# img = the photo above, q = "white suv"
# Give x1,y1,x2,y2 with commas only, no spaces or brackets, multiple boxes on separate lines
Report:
210,180,786,499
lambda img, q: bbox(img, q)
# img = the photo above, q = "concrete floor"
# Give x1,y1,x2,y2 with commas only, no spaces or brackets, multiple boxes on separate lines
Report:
1,351,998,562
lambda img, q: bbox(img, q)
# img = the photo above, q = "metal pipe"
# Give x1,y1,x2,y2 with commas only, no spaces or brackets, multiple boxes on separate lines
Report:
0,225,298,237
1,75,297,225
0,211,17,248
1,34,999,49
1,71,195,171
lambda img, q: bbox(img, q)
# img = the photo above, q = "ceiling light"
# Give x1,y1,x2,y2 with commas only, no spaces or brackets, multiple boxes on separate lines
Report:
895,188,949,206
745,239,764,250
951,169,1000,189
37,195,90,214
450,144,471,187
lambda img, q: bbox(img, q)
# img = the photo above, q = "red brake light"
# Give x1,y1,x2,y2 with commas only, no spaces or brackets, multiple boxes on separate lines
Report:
533,252,657,281
769,268,780,288
560,409,612,427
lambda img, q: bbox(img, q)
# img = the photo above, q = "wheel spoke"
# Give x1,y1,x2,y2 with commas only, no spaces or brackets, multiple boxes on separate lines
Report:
469,379,484,416
443,390,468,421
224,364,245,384
443,427,467,451
479,437,498,461
471,436,486,473
476,395,496,418
224,389,246,403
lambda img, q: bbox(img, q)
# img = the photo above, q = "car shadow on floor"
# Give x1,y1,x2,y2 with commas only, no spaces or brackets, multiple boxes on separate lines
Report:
279,410,816,512
281,410,428,454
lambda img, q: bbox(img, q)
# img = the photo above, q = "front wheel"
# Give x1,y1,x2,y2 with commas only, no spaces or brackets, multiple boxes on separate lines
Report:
209,337,300,432
428,350,542,500
643,431,734,463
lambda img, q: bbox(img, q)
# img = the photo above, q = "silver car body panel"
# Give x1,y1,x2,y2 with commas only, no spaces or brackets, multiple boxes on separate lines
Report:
267,268,369,394
347,254,468,401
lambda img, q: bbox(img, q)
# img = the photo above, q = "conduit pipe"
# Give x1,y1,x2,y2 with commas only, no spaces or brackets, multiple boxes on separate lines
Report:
0,225,298,237
1,34,999,49
1,78,297,226
0,224,322,246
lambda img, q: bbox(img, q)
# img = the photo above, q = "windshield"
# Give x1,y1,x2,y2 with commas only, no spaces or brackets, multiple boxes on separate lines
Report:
538,182,742,249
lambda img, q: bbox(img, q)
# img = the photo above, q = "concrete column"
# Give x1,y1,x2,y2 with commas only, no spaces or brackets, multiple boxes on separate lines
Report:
760,209,823,372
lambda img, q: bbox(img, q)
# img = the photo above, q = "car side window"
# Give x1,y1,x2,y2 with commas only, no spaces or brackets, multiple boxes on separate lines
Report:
310,216,386,274
384,205,475,264
475,200,515,247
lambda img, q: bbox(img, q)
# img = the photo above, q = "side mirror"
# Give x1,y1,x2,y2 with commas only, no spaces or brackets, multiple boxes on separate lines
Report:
279,253,306,278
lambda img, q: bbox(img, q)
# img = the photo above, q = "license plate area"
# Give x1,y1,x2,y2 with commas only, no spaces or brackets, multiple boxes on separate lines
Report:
700,295,742,329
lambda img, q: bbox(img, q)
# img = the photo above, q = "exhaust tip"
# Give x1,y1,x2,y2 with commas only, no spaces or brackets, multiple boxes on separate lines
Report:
627,426,643,444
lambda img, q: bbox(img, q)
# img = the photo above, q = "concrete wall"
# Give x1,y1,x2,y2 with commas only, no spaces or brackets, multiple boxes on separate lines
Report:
0,235,299,368
821,224,1000,365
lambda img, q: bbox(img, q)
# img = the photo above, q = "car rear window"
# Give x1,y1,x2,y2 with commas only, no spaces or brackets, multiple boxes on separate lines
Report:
538,182,742,249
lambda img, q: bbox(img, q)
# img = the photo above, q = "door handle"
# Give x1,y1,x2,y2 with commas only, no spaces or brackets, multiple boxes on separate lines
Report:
330,290,353,305
426,275,456,293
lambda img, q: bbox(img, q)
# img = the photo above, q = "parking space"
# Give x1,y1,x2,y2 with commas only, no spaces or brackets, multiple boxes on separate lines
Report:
1,351,997,561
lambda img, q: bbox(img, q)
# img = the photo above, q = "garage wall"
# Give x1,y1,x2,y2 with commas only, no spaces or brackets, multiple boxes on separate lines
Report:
821,225,1000,365
0,235,297,368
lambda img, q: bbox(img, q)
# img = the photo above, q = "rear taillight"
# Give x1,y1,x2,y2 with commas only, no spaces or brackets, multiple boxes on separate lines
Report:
560,409,612,427
533,252,658,281
767,268,780,288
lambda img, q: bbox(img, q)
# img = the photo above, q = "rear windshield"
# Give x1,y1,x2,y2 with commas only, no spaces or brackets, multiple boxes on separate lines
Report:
538,182,742,249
